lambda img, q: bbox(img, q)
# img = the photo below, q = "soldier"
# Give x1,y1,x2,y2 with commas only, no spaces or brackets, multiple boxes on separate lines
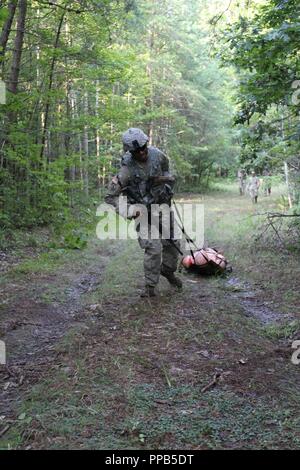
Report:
105,128,182,298
247,171,260,204
237,169,247,195
262,168,272,196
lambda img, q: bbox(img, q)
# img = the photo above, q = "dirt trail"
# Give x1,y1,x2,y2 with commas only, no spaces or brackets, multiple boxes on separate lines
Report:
0,188,300,449
226,277,293,324
0,244,111,418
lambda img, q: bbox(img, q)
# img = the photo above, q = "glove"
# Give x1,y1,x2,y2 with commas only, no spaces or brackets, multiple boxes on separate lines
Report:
127,205,141,220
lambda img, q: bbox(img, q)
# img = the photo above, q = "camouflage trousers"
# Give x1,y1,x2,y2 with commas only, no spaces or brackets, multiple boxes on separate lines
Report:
249,187,258,200
135,212,181,287
138,236,181,287
239,180,246,195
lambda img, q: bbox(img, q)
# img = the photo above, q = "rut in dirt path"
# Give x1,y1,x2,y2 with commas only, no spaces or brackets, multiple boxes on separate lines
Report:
0,247,112,418
225,277,294,325
1,190,300,449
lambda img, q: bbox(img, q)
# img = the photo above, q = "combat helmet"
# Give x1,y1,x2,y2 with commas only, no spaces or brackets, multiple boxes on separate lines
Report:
122,128,149,152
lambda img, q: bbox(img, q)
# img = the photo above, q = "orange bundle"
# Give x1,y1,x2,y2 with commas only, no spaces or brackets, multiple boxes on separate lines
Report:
182,248,229,275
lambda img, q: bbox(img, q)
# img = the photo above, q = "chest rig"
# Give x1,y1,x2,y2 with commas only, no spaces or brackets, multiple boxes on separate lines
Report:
121,147,163,206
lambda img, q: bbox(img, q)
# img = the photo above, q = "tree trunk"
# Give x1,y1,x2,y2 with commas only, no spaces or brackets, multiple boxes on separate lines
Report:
83,90,89,196
69,88,77,206
95,80,101,192
284,162,293,209
40,12,65,163
0,0,26,169
0,0,18,69
7,0,27,95
146,26,154,144
282,113,293,208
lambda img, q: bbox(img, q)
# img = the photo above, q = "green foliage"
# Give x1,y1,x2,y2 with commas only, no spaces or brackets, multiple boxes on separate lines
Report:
0,5,9,28
217,0,300,176
0,0,238,232
126,0,238,183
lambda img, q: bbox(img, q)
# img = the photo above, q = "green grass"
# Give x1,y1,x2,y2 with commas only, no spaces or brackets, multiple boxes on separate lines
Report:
117,384,300,449
9,250,67,276
202,183,300,315
89,239,143,302
262,320,300,340
1,181,300,450
3,373,300,450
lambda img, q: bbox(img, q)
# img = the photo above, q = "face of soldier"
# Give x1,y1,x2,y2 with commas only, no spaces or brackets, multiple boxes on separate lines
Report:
131,144,148,163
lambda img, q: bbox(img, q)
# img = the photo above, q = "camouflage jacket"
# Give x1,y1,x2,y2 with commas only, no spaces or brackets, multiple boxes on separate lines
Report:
105,146,173,216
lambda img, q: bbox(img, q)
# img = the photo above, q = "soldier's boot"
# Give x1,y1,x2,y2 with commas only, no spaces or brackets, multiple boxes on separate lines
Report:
140,286,157,298
160,267,183,289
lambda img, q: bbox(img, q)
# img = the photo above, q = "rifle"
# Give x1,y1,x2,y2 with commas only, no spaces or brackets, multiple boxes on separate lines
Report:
149,176,176,186
122,176,175,207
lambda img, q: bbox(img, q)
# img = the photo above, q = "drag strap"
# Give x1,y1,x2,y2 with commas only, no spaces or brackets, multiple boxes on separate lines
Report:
172,200,197,260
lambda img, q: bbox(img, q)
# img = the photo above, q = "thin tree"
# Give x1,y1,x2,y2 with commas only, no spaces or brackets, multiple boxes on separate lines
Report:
0,0,18,71
40,11,65,162
7,0,27,95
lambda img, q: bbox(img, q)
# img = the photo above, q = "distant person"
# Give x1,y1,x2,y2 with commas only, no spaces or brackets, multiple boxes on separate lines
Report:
237,169,247,195
262,169,272,196
247,171,260,204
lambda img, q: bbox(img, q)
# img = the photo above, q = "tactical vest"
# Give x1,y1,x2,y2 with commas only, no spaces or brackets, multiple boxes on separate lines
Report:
121,147,168,206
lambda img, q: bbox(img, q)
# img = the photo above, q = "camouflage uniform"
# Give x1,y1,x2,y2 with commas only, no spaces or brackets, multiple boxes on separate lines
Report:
105,146,180,288
237,169,247,195
247,175,260,203
262,170,272,196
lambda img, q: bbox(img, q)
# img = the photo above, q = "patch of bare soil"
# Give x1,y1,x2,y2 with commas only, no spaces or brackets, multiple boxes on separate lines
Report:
0,246,109,423
226,277,293,324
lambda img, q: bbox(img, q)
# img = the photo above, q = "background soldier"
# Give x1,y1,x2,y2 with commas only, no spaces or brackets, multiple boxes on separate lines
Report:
105,128,182,298
247,171,260,204
262,168,272,196
237,169,247,195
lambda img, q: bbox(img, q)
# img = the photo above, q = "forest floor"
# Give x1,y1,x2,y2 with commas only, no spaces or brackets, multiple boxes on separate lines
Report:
0,183,300,450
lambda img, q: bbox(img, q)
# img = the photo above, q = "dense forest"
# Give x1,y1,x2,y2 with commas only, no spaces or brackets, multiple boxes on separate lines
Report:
1,0,298,237
219,0,300,210
0,0,233,232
